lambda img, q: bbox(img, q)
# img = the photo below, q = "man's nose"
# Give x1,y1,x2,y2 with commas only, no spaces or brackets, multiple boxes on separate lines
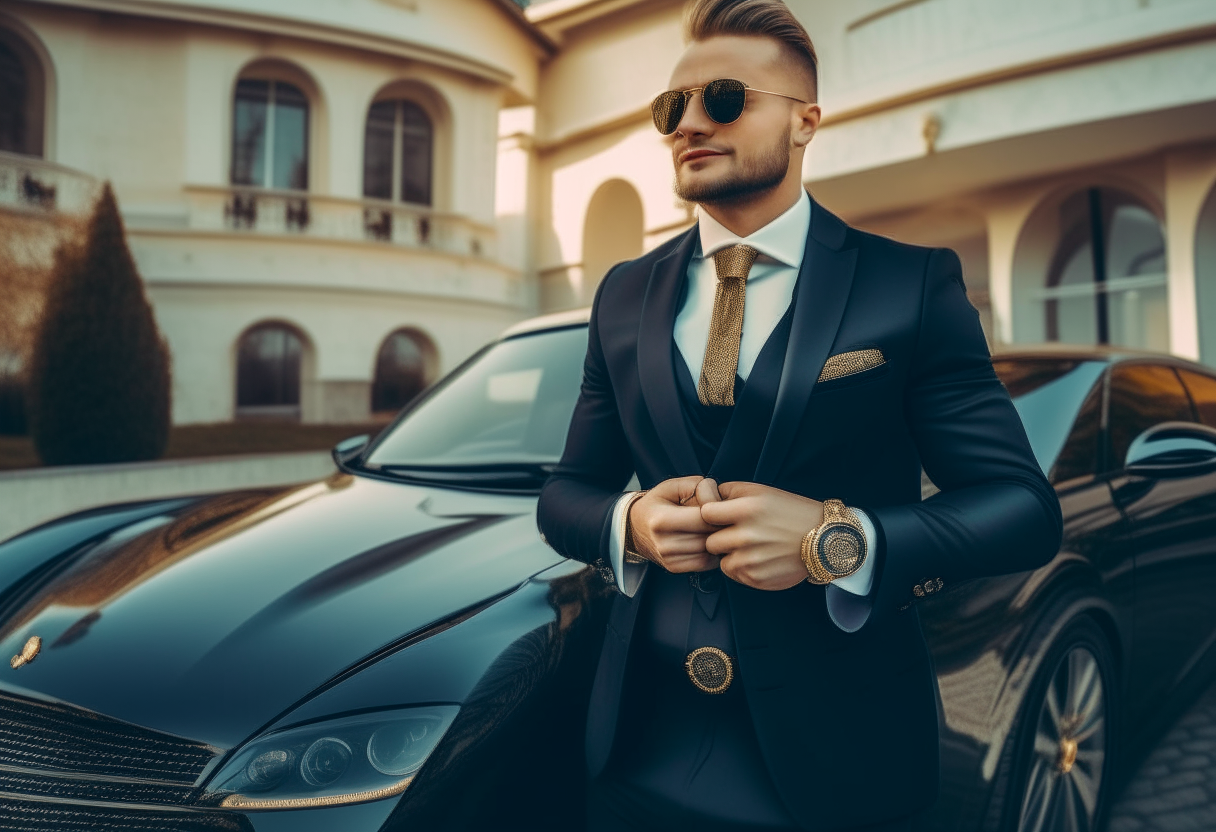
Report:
675,90,714,137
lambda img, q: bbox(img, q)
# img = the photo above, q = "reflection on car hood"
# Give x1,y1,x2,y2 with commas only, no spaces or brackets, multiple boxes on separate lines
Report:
0,473,559,750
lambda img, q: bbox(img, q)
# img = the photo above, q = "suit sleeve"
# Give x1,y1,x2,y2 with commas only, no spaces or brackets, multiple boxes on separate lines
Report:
536,268,637,572
825,247,1064,633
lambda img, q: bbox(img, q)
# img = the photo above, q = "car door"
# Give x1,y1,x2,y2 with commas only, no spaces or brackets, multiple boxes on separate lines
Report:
1107,362,1216,719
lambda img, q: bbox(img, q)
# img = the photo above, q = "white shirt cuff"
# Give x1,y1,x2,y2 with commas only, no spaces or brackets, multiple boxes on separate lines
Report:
831,507,877,596
608,491,647,597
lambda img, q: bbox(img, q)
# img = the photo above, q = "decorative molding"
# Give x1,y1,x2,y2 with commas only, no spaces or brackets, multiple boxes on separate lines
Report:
15,0,519,85
534,23,1216,150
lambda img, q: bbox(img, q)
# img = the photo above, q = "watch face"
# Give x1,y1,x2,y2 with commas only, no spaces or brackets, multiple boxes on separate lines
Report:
817,524,864,575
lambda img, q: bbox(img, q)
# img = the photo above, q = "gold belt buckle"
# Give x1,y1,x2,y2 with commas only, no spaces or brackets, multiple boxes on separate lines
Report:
685,646,734,694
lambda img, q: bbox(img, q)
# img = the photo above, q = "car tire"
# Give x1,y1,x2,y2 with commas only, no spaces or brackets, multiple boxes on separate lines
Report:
999,615,1118,832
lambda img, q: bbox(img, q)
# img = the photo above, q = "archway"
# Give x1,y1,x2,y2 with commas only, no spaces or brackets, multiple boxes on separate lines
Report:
581,179,643,304
1196,181,1216,366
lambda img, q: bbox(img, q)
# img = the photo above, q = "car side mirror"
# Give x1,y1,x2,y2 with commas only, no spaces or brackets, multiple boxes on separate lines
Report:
1124,421,1216,478
332,434,371,470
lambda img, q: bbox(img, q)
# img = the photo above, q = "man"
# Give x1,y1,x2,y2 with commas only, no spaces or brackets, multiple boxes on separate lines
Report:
537,0,1063,829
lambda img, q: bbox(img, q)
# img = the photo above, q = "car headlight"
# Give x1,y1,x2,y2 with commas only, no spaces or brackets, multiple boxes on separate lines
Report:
205,705,459,810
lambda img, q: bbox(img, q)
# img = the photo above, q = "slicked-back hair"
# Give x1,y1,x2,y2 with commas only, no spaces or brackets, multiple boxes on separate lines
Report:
684,0,819,102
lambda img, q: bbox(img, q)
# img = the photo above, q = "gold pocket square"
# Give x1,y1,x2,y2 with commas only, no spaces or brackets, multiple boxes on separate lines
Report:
817,348,886,383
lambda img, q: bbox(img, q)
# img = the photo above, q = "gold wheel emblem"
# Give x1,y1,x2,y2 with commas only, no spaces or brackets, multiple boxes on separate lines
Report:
10,636,41,669
685,646,734,694
1057,737,1078,773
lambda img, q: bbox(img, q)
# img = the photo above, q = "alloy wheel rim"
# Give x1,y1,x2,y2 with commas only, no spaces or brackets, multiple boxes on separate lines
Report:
1016,645,1107,832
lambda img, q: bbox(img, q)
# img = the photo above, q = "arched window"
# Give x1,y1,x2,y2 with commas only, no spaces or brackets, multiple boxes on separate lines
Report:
231,79,309,190
363,100,432,205
371,329,436,413
236,324,303,419
1040,188,1167,350
0,349,25,436
0,30,45,157
1195,182,1216,366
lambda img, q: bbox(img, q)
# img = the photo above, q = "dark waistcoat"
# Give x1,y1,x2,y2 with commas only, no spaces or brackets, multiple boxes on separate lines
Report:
612,288,801,827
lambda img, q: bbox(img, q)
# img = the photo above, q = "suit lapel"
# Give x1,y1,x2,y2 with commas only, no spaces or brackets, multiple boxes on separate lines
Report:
754,198,858,485
637,228,701,477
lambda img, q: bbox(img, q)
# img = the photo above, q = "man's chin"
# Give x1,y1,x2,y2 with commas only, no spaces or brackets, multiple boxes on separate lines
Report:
675,173,777,206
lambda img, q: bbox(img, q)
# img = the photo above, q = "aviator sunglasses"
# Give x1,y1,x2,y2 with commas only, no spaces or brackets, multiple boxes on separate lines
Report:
651,78,809,135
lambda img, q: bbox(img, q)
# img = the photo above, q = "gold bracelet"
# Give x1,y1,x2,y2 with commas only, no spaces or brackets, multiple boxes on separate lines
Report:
621,490,651,564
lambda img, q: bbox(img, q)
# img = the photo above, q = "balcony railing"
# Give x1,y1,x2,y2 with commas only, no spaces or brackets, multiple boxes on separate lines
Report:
0,152,100,216
183,185,496,260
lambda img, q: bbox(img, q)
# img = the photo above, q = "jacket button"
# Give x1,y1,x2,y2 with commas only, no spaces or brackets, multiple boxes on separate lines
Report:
912,584,924,597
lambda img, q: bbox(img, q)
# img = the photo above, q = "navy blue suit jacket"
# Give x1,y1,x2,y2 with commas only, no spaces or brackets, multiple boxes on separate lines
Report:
536,194,1063,830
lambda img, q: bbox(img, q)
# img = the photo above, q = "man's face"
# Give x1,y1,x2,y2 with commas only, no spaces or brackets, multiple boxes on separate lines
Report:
666,35,809,206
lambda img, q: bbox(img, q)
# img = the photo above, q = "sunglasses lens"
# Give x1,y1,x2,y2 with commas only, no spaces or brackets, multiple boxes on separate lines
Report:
703,79,746,125
652,91,685,135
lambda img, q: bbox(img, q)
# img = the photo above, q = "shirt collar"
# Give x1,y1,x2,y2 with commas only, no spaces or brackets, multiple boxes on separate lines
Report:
695,188,811,269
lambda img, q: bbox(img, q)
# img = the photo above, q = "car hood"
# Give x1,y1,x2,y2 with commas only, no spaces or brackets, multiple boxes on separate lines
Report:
0,472,559,750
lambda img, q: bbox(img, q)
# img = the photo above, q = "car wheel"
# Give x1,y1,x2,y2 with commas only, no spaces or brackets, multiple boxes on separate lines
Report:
1004,615,1116,832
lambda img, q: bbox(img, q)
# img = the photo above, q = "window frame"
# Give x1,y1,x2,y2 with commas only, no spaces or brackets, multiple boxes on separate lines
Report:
230,78,311,192
362,98,433,206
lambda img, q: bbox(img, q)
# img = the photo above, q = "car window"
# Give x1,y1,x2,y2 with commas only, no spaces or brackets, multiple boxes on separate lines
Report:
1177,368,1216,429
1107,364,1195,471
365,326,588,468
993,358,1106,478
1049,381,1104,484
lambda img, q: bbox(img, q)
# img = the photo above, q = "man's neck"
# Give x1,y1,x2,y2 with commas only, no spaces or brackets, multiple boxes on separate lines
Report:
697,177,805,238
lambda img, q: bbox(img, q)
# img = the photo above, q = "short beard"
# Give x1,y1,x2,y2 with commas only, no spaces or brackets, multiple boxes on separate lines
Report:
674,126,791,206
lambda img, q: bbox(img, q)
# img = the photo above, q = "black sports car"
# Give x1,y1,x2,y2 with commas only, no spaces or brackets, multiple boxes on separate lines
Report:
3,309,1216,832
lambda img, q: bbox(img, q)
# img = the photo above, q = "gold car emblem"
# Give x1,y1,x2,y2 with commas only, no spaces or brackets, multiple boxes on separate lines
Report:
10,636,41,669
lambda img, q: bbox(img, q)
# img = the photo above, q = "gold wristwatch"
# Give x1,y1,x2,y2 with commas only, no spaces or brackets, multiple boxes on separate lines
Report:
801,499,867,585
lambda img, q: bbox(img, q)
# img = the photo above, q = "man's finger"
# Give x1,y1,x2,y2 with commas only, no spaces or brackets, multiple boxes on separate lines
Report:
705,526,751,556
699,496,755,527
658,532,718,555
716,480,768,500
695,477,721,506
651,475,707,506
663,553,721,574
655,504,718,535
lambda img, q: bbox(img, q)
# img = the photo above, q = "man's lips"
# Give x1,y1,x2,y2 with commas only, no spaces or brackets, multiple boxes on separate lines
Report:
679,148,727,164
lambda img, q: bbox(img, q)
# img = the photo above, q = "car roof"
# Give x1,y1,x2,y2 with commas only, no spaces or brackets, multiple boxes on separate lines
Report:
499,307,591,339
499,308,1216,378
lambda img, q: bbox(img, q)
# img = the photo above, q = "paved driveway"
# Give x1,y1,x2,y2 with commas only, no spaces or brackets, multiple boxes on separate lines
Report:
1107,680,1216,831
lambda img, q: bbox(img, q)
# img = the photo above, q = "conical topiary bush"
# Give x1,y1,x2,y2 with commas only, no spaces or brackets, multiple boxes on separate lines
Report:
28,182,172,465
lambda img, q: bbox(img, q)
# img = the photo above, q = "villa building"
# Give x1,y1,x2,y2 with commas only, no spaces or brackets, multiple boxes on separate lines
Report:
2,0,1215,424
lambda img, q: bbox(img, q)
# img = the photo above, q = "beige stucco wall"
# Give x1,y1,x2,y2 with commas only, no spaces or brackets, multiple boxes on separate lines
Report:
5,0,540,424
522,0,1216,371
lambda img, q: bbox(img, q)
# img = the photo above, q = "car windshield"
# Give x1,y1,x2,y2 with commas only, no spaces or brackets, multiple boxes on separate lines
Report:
364,324,1105,484
364,326,588,474
993,358,1107,476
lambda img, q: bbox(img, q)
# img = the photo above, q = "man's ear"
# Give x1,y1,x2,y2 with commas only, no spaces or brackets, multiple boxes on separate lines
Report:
792,103,821,148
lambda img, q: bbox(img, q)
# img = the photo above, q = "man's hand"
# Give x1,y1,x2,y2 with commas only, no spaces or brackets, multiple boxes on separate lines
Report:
629,476,722,573
699,481,822,591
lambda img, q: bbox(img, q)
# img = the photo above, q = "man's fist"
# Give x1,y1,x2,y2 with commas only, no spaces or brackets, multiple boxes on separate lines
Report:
699,481,823,591
628,476,722,573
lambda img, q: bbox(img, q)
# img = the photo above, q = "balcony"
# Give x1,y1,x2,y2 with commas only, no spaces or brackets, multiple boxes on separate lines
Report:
0,152,99,216
181,185,497,260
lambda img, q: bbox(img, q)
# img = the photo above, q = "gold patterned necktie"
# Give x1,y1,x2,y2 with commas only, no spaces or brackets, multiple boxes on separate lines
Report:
697,244,759,406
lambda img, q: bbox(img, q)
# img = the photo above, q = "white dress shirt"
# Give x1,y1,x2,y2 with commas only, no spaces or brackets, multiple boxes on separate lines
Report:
605,189,878,599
